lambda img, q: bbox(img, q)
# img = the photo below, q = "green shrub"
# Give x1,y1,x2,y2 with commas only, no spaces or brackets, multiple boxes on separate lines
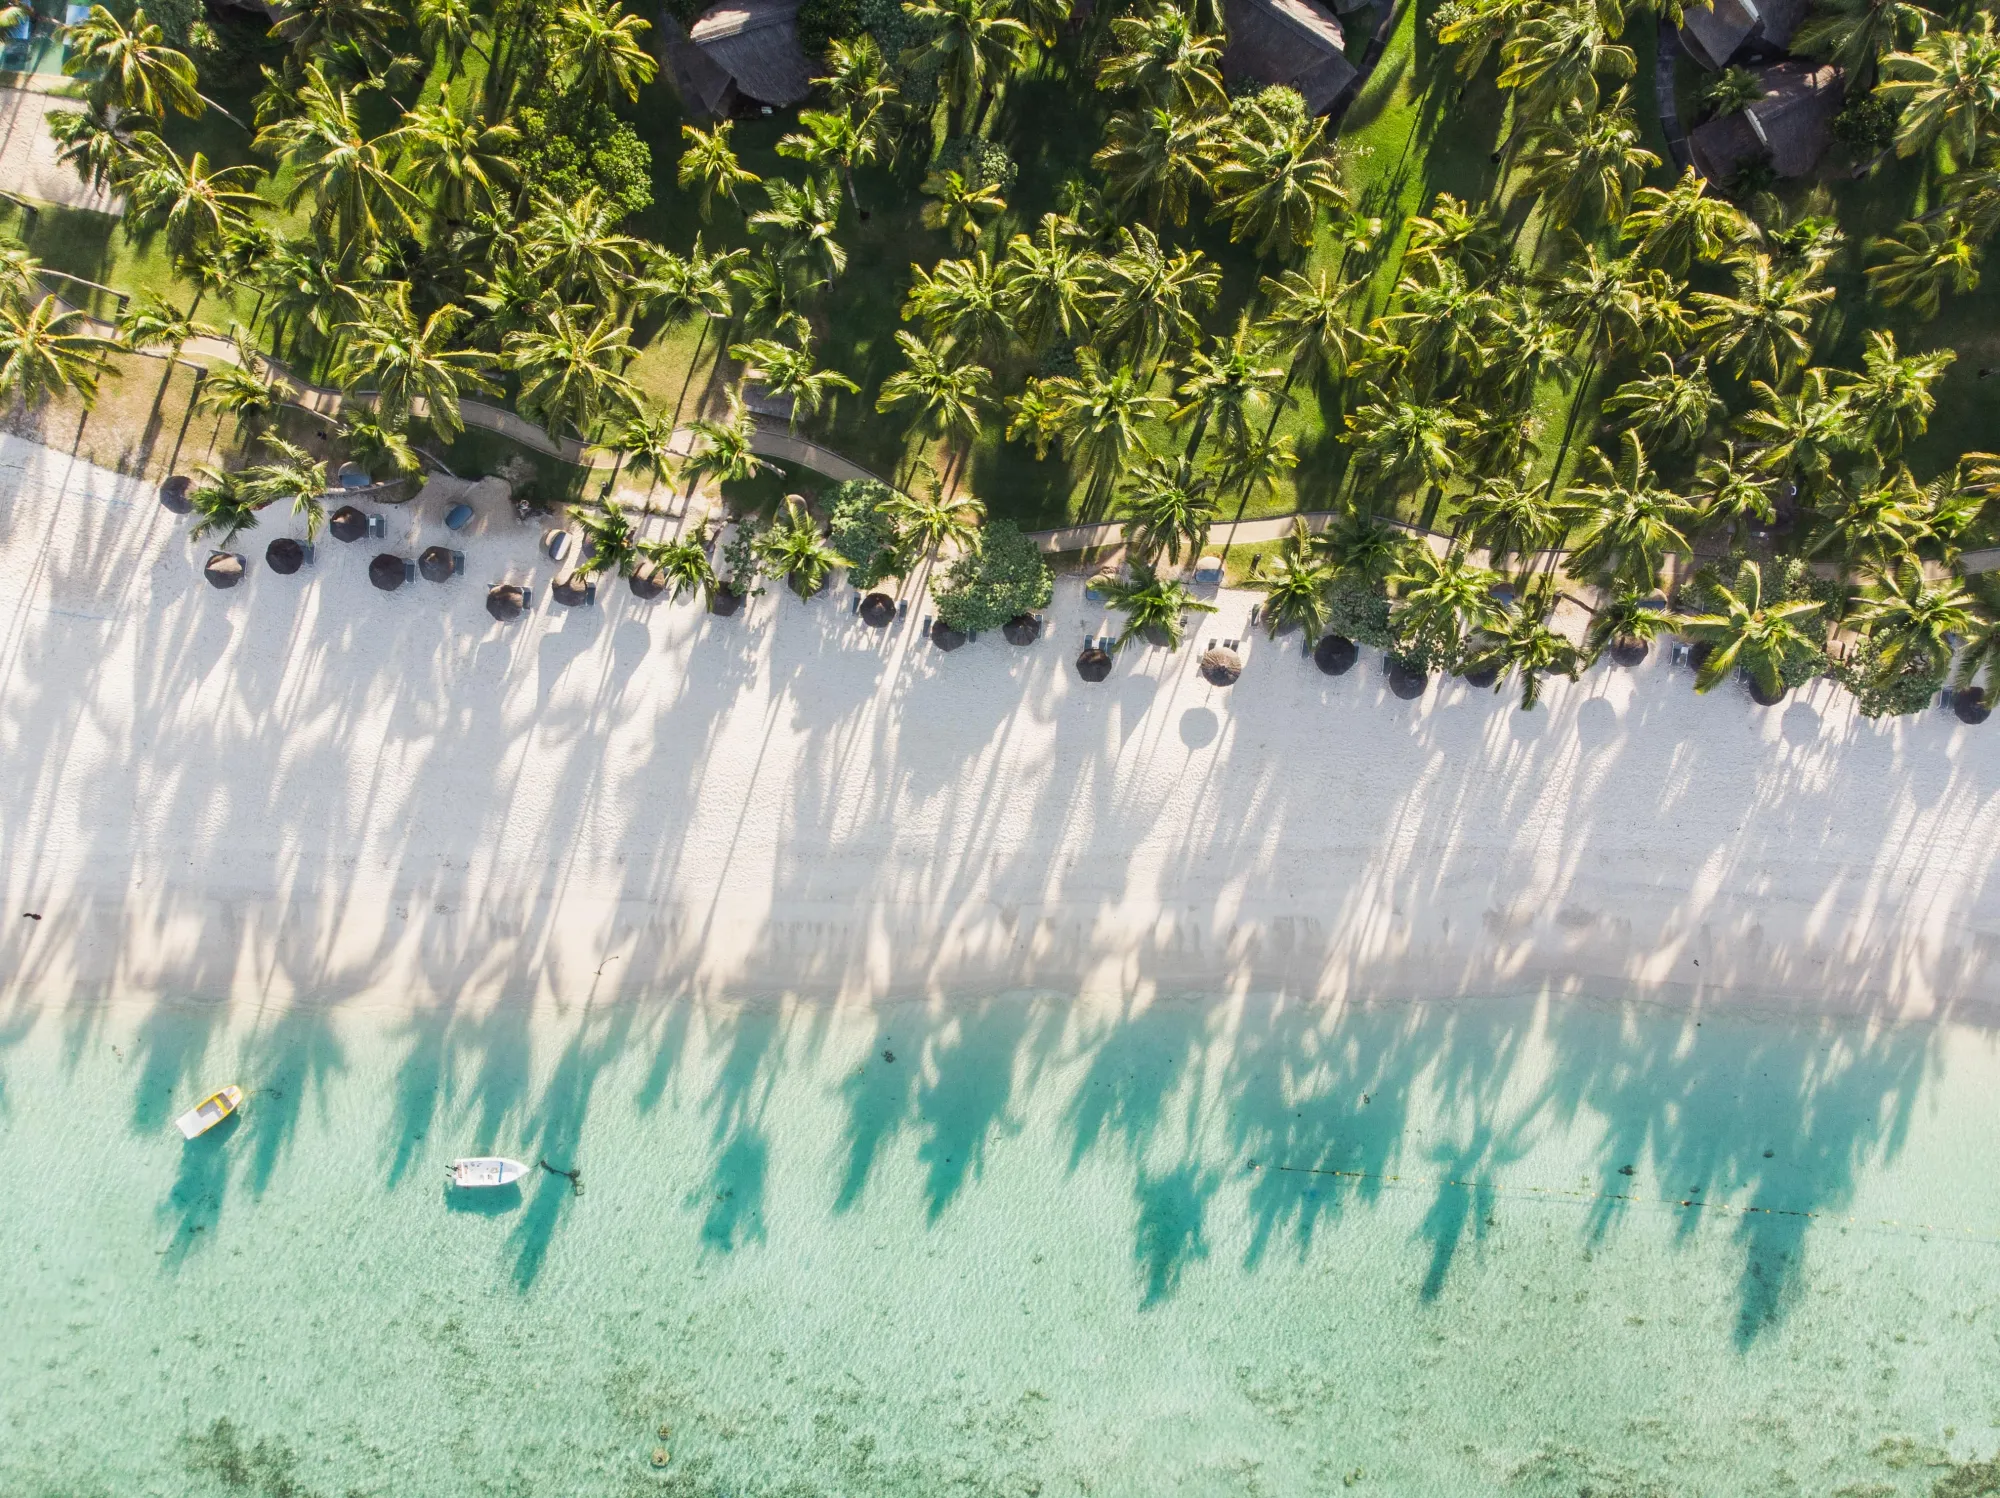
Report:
797,0,864,55
826,479,905,588
934,520,1053,633
1833,93,1897,151
1325,574,1393,649
1831,639,1942,717
517,103,653,218
936,136,1018,194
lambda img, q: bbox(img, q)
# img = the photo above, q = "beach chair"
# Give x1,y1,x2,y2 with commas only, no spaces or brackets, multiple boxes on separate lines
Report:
444,502,475,531
366,513,384,539
401,558,417,584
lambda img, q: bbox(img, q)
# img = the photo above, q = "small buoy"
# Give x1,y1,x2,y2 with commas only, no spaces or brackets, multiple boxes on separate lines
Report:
657,1423,671,1439
651,1447,670,1468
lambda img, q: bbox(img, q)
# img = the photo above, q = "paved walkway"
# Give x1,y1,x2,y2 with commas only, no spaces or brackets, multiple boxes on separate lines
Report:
0,82,119,213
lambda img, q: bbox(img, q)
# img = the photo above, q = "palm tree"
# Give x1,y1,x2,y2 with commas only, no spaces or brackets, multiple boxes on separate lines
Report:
1691,443,1777,541
638,236,741,328
1171,326,1285,459
122,138,264,266
1344,389,1471,509
1095,6,1225,111
569,498,650,580
1854,561,1976,680
387,98,518,224
729,335,858,427
240,436,330,539
1403,192,1507,284
681,399,772,495
678,122,761,219
1212,426,1295,510
920,169,1005,249
1518,92,1660,230
1209,92,1351,256
49,103,151,194
1691,253,1830,380
1675,560,1823,697
116,294,214,371
1879,17,2000,169
1095,106,1215,226
524,186,649,306
259,237,372,364
1585,587,1677,664
273,0,398,61
1841,329,1953,456
1116,449,1219,565
258,67,423,257
1702,66,1766,116
1378,261,1506,392
1496,0,1635,116
338,409,423,479
1737,369,1852,487
0,295,114,410
1093,224,1219,369
752,174,848,280
185,464,260,546
612,406,678,497
1808,468,1936,568
1318,508,1411,585
195,336,287,430
1257,268,1367,397
63,5,204,121
644,531,718,600
1563,431,1693,589
417,0,486,79
1603,354,1720,452
1456,469,1560,568
1035,347,1169,501
756,498,844,598
504,304,640,439
904,252,1012,359
1544,243,1653,362
777,105,882,217
1796,0,1933,89
1000,213,1095,351
1259,518,1335,638
1391,545,1499,666
817,33,899,115
336,285,496,440
1622,168,1748,270
1465,593,1582,709
876,330,991,480
1097,562,1217,647
900,0,1034,132
548,0,656,103
1865,219,1982,317
1434,0,1537,83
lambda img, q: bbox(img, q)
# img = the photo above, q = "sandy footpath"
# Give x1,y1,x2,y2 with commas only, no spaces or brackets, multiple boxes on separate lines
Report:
2,437,1997,1022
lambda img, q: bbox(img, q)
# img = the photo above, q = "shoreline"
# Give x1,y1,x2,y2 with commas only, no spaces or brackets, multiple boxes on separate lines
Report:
3,436,1998,1023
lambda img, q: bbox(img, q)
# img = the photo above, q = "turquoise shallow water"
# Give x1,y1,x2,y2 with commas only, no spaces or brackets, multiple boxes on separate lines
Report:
3,990,1999,1496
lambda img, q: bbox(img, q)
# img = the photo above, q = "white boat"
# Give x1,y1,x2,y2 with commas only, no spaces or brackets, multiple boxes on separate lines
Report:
449,1157,529,1189
175,1085,243,1140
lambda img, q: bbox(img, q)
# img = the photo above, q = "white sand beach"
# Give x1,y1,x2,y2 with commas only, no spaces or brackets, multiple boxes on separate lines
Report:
2,436,1997,1020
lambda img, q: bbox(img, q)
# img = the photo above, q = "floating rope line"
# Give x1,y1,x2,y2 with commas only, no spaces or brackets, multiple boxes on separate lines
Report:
1252,1162,2000,1246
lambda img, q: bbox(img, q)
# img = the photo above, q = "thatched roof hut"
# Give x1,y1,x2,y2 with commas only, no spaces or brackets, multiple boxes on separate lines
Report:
931,620,968,652
369,553,408,591
160,475,192,514
1313,634,1358,675
1956,686,1991,725
203,551,244,589
668,0,811,119
329,505,369,543
1002,613,1041,646
1387,658,1428,699
1076,646,1113,682
266,537,306,575
486,583,529,622
1690,61,1843,180
552,573,596,607
859,592,896,628
1679,0,1810,70
1222,0,1358,116
1199,646,1243,686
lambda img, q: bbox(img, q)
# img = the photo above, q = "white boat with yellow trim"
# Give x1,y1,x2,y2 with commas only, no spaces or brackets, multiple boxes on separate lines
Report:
448,1157,529,1189
174,1085,243,1140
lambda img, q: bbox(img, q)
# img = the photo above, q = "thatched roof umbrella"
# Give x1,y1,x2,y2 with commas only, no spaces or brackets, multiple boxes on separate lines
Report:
708,583,743,616
418,546,458,583
329,505,369,542
629,562,666,600
1688,642,1716,675
1956,686,1991,724
1609,636,1650,667
1002,613,1041,645
1314,635,1357,675
1748,676,1786,707
1199,646,1242,686
931,619,967,651
486,583,528,622
203,551,244,589
368,553,407,591
1076,646,1112,682
1461,662,1500,690
859,592,895,628
552,572,595,607
1388,658,1429,699
160,475,192,513
266,537,306,575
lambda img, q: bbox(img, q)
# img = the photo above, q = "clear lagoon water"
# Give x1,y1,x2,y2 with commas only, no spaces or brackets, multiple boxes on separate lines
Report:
3,990,1998,1497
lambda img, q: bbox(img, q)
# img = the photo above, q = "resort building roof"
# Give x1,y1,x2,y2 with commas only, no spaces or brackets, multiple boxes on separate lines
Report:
1221,0,1358,116
1689,60,1844,182
1677,0,1811,71
666,0,812,119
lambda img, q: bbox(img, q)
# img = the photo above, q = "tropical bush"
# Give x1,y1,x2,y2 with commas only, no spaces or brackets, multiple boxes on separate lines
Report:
933,520,1053,634
826,480,906,587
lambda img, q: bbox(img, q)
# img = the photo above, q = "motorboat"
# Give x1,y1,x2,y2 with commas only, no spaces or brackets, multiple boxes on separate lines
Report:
175,1085,243,1140
448,1157,529,1189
